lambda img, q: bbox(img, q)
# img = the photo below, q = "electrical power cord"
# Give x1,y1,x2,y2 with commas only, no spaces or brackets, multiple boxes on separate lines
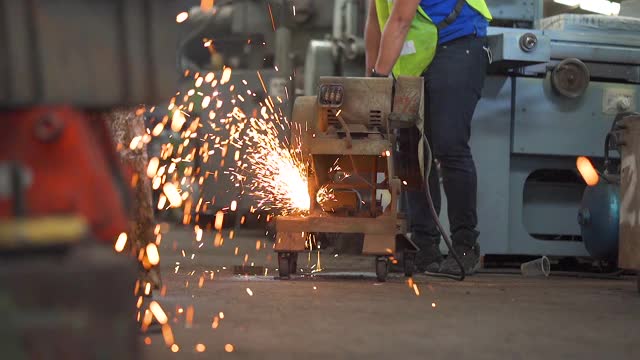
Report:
421,132,466,281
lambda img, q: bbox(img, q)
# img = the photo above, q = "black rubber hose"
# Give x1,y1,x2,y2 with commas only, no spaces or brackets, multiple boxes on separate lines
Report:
421,133,465,281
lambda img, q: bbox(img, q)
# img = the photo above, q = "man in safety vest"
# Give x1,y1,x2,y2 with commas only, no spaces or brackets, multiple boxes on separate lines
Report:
365,0,492,275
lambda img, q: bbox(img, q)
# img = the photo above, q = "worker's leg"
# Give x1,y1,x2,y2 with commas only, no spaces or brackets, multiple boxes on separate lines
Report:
424,35,489,275
396,127,443,272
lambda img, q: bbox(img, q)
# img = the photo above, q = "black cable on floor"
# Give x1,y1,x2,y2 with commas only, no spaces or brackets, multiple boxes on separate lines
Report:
422,133,465,281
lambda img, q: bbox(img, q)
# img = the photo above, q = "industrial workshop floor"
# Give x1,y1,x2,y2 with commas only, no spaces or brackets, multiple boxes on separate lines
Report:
142,227,640,360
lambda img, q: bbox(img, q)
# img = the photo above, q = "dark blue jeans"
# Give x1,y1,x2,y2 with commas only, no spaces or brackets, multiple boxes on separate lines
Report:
397,35,488,244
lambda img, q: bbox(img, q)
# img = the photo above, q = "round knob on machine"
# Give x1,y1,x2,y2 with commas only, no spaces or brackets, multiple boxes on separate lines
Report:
519,33,538,52
551,58,590,99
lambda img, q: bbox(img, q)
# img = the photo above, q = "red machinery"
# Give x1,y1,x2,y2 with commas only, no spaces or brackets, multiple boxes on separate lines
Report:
0,1,185,358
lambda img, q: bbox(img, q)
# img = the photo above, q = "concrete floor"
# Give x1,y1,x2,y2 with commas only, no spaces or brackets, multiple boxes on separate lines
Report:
142,227,640,360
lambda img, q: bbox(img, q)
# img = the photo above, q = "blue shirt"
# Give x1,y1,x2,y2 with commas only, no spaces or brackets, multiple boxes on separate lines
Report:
419,0,488,44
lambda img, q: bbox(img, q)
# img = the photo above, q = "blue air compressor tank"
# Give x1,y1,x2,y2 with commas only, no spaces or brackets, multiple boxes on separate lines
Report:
578,181,620,262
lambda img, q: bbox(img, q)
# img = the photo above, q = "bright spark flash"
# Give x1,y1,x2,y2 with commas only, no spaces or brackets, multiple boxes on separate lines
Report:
230,112,310,214
150,63,312,218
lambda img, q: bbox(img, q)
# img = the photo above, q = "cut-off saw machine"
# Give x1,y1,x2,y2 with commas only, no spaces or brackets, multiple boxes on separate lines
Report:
274,76,426,282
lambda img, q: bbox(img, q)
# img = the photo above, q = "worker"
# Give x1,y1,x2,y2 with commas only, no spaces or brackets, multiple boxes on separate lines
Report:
365,0,492,275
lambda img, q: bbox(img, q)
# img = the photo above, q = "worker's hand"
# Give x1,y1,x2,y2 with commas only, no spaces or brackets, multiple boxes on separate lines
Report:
369,68,389,78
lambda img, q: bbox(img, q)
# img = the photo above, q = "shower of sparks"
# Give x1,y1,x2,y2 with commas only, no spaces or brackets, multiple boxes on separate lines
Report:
234,121,310,213
315,185,336,209
135,12,322,343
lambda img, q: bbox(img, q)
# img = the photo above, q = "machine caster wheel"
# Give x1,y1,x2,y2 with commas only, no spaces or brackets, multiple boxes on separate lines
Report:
375,256,389,282
278,252,291,279
403,251,416,277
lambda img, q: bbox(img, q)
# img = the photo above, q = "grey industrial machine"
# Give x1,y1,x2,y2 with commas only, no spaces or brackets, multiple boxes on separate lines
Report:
303,0,640,259
0,0,188,106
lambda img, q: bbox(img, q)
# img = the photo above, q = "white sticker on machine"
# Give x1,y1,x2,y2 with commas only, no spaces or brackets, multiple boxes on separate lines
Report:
603,87,636,115
400,40,417,56
269,77,288,99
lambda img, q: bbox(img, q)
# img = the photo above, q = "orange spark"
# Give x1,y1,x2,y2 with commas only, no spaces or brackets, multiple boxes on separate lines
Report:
412,283,420,296
171,110,186,132
149,301,168,324
162,182,183,208
577,156,599,186
147,157,160,178
176,12,189,23
201,0,214,11
214,233,223,247
186,305,194,328
141,309,153,332
267,4,276,31
202,96,211,109
129,136,142,150
146,243,160,266
114,232,127,252
161,324,175,346
221,67,232,84
214,211,224,230
152,122,164,136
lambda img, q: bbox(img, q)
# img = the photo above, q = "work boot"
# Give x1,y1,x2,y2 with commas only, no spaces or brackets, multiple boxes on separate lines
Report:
413,235,444,273
439,229,481,276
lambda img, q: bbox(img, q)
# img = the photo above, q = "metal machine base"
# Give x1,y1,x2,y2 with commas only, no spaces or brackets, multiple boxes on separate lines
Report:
274,214,418,281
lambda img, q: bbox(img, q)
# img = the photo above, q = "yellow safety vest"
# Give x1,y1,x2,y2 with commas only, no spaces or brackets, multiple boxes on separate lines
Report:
375,0,492,77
